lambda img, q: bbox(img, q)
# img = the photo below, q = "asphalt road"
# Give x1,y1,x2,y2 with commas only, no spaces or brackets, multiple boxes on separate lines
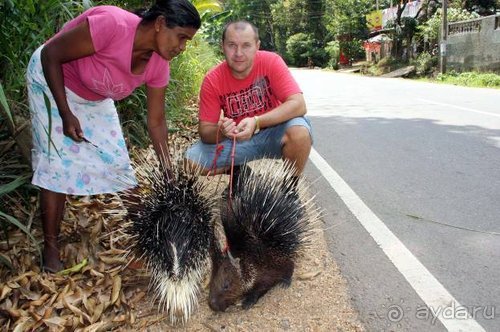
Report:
292,69,500,332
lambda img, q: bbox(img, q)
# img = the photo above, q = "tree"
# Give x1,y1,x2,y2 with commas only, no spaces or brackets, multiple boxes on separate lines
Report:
223,0,278,50
324,0,370,63
461,0,498,15
271,0,329,65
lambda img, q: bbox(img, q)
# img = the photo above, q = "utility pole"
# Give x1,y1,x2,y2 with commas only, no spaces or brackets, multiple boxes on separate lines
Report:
440,0,448,74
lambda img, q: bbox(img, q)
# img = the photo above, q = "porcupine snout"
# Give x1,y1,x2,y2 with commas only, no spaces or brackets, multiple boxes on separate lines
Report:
208,254,244,311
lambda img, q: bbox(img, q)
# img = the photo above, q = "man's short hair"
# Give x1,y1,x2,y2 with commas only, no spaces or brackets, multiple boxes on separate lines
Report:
222,20,260,43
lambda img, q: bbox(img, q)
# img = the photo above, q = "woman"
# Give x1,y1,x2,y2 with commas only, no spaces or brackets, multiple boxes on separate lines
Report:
26,0,200,272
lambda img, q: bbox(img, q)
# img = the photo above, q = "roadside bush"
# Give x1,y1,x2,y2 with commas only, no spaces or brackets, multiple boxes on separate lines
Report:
437,71,500,88
286,33,314,67
419,8,479,50
0,0,88,119
413,52,438,76
339,39,365,65
325,40,340,70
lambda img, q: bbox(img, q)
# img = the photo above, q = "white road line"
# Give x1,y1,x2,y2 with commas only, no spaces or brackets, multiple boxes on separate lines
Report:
309,148,486,332
418,98,500,118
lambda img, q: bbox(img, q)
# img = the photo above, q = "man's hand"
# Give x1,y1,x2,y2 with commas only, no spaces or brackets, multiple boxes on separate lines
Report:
234,117,257,141
61,112,84,142
218,116,239,139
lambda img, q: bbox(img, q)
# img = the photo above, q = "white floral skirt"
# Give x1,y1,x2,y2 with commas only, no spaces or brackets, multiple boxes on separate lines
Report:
26,46,137,195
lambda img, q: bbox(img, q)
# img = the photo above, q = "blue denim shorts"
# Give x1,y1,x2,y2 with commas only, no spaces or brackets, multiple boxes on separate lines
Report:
185,116,313,169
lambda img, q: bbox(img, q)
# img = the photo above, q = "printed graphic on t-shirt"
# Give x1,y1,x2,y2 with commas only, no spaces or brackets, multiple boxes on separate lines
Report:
92,68,125,99
220,76,274,121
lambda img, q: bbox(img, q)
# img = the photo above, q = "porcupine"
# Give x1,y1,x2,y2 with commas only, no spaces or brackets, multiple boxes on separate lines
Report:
208,160,319,312
117,150,215,324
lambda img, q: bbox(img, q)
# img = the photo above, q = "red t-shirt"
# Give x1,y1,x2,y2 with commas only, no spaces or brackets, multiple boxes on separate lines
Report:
199,51,301,124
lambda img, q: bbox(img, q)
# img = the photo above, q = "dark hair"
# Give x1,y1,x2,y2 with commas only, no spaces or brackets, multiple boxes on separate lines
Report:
222,20,259,43
136,0,201,29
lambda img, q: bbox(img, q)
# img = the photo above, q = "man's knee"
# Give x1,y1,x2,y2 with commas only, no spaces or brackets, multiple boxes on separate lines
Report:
283,125,312,146
183,157,230,176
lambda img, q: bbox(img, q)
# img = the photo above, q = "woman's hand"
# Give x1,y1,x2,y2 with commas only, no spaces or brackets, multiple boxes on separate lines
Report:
61,112,84,141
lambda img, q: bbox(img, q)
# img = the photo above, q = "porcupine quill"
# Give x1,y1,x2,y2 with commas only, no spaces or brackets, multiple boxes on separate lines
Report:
112,149,215,325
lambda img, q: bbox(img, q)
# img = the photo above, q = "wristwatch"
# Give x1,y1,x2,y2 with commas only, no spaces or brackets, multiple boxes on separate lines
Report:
253,115,260,134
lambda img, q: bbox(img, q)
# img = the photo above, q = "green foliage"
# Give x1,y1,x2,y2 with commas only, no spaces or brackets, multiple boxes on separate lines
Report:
199,10,232,47
339,40,365,64
0,0,87,116
0,82,15,134
324,0,369,63
325,40,340,69
462,0,497,15
0,152,39,269
324,0,370,38
223,0,277,50
419,8,479,45
284,32,328,67
363,56,409,75
286,33,314,67
412,51,438,75
436,71,500,88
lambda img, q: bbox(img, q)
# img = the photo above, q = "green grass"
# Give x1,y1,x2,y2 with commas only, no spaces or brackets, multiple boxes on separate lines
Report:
435,71,500,89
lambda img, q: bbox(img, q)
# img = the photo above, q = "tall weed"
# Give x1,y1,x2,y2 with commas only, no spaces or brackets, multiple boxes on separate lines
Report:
437,71,500,88
0,0,88,117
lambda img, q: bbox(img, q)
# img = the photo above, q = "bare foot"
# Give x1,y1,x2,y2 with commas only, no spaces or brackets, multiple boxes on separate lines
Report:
43,245,63,273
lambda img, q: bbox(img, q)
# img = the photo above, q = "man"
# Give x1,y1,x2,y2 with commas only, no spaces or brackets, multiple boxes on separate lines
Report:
185,20,312,191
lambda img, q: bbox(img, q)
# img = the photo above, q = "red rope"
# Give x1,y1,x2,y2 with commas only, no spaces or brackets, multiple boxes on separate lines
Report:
209,116,238,254
228,135,237,200
207,126,224,177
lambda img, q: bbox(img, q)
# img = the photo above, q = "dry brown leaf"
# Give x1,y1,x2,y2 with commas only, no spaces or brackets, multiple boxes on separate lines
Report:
297,269,323,280
57,283,71,302
82,293,91,314
12,271,37,283
23,293,49,307
128,291,146,306
19,287,40,301
112,314,127,323
82,320,116,332
90,269,104,278
62,295,91,325
90,303,104,324
98,255,127,265
0,285,12,301
6,281,21,289
27,307,42,323
111,275,121,305
100,248,128,256
47,292,59,307
43,316,66,329
39,277,56,293
90,218,103,240
42,306,53,319
6,308,24,319
12,316,33,332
